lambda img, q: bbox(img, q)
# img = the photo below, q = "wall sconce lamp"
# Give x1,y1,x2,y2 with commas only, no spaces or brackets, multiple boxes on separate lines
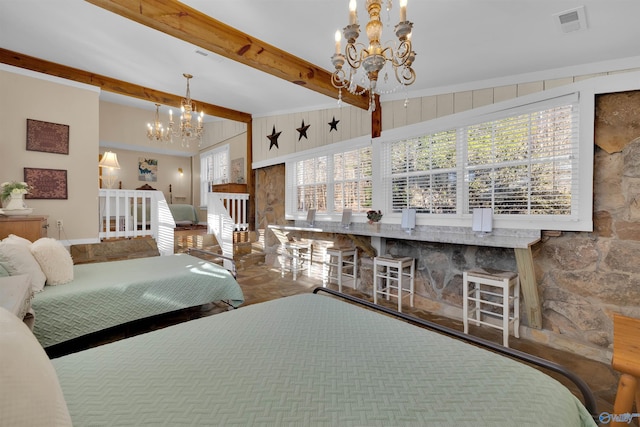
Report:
178,167,183,176
98,151,120,189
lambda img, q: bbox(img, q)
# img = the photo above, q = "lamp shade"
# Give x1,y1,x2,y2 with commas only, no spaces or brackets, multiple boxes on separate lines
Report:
98,151,120,169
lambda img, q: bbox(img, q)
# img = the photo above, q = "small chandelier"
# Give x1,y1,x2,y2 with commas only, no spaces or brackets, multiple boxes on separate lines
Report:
147,103,171,143
171,73,204,147
331,0,416,111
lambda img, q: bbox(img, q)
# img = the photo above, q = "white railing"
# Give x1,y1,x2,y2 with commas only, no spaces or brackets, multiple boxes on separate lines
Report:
207,193,235,272
214,192,250,231
98,189,175,256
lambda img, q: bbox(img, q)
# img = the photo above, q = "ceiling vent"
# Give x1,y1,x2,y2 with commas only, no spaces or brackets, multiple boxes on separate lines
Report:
554,6,587,33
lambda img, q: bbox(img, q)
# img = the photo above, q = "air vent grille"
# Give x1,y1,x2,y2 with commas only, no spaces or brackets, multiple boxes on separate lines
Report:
554,6,587,33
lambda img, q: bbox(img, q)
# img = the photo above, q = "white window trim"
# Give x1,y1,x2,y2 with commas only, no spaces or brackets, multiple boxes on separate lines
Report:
199,144,229,207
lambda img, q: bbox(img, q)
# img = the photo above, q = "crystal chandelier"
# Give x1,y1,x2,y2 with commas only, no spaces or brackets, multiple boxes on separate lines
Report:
147,103,171,143
171,73,204,147
331,0,416,111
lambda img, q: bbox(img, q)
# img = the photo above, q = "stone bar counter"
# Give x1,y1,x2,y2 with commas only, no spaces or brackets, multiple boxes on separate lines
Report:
272,221,543,329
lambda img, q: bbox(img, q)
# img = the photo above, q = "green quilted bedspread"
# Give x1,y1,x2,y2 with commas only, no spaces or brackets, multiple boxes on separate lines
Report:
33,254,244,347
53,293,596,426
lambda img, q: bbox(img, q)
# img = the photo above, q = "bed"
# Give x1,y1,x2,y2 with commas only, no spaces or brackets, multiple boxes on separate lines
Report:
134,203,200,227
31,253,244,348
2,288,597,426
169,203,200,226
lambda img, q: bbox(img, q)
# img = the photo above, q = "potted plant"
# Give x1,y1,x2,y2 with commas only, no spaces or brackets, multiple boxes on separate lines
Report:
1,181,32,211
366,209,383,231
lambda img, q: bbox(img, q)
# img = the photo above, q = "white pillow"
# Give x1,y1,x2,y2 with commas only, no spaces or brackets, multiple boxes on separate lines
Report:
3,234,32,246
0,242,46,293
30,238,74,286
0,306,72,427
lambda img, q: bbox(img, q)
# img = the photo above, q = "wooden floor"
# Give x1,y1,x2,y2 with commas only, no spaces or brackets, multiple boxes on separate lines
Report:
49,261,621,422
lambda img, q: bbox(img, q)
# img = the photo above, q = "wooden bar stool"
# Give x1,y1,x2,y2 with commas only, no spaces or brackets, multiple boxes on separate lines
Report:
463,268,520,347
610,314,640,427
323,247,358,292
373,255,415,312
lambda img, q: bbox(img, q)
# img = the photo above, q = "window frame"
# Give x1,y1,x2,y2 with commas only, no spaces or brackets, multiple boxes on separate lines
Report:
199,144,229,207
283,77,609,231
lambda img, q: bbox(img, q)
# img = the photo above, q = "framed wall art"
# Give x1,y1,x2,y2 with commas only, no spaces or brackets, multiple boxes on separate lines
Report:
26,119,70,155
24,168,68,199
138,158,158,182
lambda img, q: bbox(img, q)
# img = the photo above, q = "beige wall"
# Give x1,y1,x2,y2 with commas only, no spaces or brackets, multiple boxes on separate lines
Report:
100,101,248,215
0,69,99,241
98,148,193,204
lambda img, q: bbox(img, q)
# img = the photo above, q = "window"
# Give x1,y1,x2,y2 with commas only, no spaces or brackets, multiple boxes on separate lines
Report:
285,90,588,230
385,130,458,213
295,156,328,213
288,142,372,216
465,103,577,216
333,146,373,213
381,93,579,223
200,145,229,205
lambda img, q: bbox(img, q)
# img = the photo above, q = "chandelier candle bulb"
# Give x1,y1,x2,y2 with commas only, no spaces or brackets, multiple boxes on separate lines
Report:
335,30,341,53
400,0,407,22
349,0,357,24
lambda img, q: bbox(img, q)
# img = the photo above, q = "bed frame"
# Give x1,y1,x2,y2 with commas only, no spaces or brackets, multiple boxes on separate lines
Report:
313,287,598,421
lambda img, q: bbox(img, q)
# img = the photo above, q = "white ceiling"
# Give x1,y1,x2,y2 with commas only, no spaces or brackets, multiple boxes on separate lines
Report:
2,0,640,120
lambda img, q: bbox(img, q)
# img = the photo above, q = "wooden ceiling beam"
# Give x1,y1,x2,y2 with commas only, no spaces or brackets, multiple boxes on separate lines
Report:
0,48,252,123
84,0,371,112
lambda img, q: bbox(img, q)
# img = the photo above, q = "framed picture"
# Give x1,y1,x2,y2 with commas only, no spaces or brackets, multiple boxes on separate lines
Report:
26,119,70,155
138,158,158,182
24,168,68,199
231,157,244,183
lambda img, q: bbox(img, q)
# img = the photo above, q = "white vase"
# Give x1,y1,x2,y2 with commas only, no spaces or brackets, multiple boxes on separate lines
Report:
5,193,26,210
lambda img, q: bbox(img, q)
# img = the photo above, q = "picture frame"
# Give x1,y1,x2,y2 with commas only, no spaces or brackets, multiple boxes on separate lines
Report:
24,168,68,199
138,158,158,182
26,119,70,155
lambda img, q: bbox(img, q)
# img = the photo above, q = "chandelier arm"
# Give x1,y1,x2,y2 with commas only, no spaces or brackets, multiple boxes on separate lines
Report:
344,42,366,69
394,65,416,86
389,40,412,68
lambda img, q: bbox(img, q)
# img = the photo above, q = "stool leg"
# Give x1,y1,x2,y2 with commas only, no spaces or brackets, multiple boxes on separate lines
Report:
612,374,638,427
463,272,469,334
352,251,358,290
292,248,299,281
502,278,509,347
322,251,329,287
337,253,343,293
409,261,415,308
373,260,379,305
514,276,520,339
397,265,403,313
474,280,481,325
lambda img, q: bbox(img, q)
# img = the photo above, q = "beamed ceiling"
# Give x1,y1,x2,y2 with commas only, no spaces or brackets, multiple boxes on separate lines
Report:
1,1,640,123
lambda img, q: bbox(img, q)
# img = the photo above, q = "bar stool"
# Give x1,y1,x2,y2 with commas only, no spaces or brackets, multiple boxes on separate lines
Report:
323,247,358,292
463,268,520,347
271,227,312,281
373,255,415,313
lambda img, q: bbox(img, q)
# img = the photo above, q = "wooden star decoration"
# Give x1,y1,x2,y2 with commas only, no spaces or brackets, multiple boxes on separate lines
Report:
296,120,310,141
328,116,340,132
267,125,281,150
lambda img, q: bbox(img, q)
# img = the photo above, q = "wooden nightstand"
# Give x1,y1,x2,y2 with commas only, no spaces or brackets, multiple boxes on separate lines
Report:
0,215,48,242
0,276,35,330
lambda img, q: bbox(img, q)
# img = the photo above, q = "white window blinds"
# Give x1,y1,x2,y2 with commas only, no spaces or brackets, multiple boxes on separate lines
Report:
200,145,229,204
382,93,579,218
465,100,578,215
333,146,373,213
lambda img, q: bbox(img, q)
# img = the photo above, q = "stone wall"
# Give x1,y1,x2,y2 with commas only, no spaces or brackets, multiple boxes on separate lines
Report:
254,91,640,363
